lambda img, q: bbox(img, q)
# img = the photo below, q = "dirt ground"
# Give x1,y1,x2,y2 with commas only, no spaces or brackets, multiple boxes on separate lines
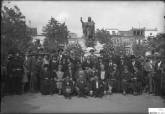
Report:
1,93,165,113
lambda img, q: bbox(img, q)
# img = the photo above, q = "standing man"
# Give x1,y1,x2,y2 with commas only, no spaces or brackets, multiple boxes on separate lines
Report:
29,54,38,92
118,56,127,92
154,57,163,95
11,51,24,95
144,59,154,94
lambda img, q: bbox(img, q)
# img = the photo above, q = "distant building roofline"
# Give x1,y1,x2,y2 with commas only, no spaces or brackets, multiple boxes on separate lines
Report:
131,27,145,30
145,28,158,31
106,28,119,30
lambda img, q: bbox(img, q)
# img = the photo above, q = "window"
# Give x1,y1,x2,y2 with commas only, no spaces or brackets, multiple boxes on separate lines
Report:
133,31,136,35
137,31,140,35
112,31,116,35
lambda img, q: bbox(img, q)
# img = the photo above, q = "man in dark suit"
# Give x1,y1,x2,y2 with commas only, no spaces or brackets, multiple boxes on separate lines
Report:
154,57,163,95
128,56,142,95
11,52,24,95
118,56,128,92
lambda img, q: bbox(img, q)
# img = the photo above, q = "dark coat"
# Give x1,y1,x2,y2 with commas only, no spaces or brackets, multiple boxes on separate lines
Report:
128,61,141,74
90,79,104,91
62,78,74,94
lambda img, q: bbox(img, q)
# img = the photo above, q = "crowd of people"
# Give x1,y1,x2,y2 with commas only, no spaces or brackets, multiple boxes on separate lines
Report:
1,48,165,99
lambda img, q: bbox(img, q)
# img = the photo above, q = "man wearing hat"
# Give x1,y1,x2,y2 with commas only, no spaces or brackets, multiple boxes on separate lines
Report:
6,53,15,95
88,49,98,68
154,56,163,95
10,52,24,95
118,56,128,92
40,65,52,95
57,48,64,62
144,59,154,94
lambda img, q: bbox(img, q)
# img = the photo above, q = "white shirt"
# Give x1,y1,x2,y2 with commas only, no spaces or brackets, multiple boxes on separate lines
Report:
96,81,99,88
101,71,105,80
132,61,135,66
158,61,162,69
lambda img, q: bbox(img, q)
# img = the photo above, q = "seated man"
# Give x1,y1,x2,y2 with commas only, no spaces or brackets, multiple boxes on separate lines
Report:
62,76,74,99
121,65,132,95
75,66,89,97
109,64,119,94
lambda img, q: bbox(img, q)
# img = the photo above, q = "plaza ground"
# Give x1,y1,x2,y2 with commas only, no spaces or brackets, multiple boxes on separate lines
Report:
1,93,165,113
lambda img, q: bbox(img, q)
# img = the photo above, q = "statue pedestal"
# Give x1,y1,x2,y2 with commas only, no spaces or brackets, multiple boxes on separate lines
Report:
80,37,104,57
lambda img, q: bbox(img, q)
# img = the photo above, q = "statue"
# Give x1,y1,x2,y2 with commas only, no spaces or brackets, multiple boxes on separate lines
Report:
80,17,95,41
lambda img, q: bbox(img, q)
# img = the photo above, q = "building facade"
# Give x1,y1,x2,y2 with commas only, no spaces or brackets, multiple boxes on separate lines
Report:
106,28,119,35
144,28,158,39
111,35,134,55
68,32,78,39
32,35,46,45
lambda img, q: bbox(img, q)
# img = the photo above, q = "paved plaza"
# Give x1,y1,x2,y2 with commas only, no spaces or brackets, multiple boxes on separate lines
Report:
1,93,165,113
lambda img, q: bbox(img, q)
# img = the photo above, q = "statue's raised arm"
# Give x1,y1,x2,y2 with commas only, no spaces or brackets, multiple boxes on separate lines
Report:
80,17,87,36
80,17,96,47
80,17,83,23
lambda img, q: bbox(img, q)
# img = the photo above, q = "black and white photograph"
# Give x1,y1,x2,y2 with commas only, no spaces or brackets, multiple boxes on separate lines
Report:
1,0,165,113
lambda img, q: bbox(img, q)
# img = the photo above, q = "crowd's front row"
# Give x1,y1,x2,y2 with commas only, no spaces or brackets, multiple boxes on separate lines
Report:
1,52,165,99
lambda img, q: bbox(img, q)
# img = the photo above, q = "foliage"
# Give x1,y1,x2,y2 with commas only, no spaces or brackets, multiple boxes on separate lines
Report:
102,42,114,56
42,17,69,46
102,42,126,57
132,42,149,56
85,40,96,47
65,43,84,59
148,33,165,56
42,17,69,52
95,29,112,44
43,38,59,53
132,33,165,56
1,3,33,64
114,44,126,56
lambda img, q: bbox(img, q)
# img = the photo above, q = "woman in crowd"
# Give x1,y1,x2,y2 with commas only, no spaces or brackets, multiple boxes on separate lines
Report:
55,65,64,95
40,65,52,95
4,48,165,98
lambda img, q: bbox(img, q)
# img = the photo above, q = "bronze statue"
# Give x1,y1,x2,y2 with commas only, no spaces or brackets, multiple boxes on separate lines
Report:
80,17,95,40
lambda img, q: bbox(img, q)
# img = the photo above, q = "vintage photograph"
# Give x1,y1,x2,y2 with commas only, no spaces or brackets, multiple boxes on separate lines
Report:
1,0,165,113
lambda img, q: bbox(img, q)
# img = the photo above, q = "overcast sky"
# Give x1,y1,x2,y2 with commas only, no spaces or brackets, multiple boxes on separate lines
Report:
3,1,165,37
